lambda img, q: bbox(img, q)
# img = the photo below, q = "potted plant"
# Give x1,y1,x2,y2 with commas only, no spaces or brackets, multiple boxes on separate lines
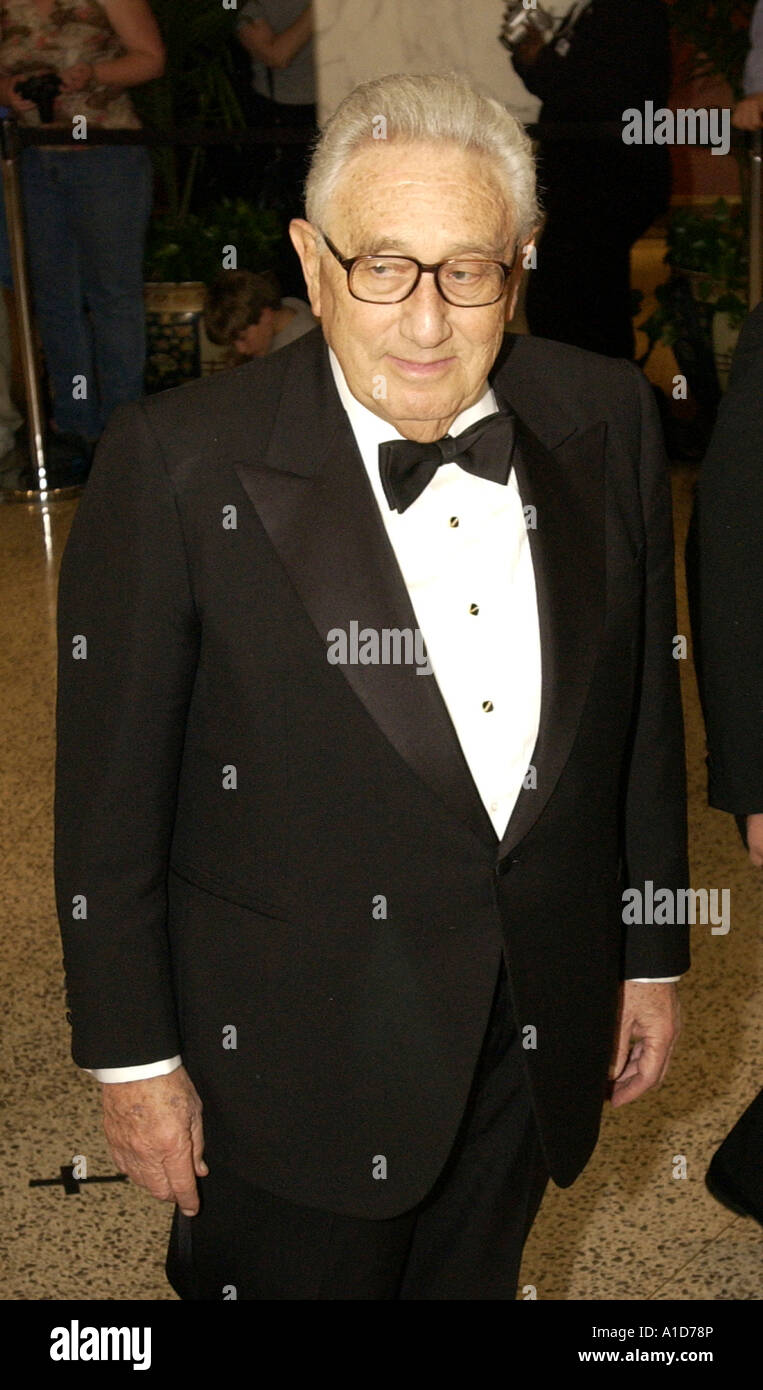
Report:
133,1,285,389
143,198,282,392
636,3,756,445
640,198,749,390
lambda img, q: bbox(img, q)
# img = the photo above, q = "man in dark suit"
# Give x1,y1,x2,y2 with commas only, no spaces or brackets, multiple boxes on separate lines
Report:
693,301,763,865
54,72,688,1300
692,301,763,1226
511,0,672,358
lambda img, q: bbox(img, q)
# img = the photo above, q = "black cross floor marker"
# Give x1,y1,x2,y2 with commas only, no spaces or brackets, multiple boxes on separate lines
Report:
29,1165,128,1194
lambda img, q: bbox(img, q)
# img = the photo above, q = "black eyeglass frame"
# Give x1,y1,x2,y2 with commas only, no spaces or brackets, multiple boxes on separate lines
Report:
318,230,518,306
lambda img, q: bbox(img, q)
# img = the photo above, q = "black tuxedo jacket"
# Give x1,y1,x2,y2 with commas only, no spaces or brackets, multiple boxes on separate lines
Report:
54,329,689,1219
692,301,763,817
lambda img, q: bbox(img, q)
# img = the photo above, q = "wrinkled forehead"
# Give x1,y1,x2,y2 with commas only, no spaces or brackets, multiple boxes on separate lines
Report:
326,139,516,256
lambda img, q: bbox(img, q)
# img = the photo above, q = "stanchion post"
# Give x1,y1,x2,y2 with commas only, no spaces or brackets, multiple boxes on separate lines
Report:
0,112,47,488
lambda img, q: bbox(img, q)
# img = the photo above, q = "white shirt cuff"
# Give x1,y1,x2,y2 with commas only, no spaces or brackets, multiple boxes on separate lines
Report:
85,1055,183,1082
626,976,681,983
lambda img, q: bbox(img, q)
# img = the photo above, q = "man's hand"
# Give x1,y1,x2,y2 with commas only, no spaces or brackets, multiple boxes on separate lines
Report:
513,23,546,69
746,813,763,868
101,1066,207,1216
609,981,680,1108
732,94,763,130
0,74,38,114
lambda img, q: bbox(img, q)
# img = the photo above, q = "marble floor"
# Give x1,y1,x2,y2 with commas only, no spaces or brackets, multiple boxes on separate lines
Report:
0,457,760,1302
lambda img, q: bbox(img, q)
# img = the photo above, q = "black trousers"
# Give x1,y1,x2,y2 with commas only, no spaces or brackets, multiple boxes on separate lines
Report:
526,218,638,359
708,1089,763,1215
526,145,671,360
165,958,549,1300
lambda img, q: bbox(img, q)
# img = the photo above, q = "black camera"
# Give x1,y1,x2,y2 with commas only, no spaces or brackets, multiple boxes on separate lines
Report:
499,1,556,53
17,72,62,123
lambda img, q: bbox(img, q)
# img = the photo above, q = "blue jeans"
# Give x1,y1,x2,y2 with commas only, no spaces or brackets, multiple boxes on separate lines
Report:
20,145,153,438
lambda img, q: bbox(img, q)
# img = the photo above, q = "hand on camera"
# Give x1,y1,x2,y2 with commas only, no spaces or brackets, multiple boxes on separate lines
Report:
0,74,38,114
60,62,95,93
513,23,546,68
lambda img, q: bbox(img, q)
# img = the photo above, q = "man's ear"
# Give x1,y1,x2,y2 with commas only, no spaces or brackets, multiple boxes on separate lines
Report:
289,219,322,316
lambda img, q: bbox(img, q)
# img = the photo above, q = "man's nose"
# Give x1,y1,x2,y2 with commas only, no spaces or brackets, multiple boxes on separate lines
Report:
398,271,452,345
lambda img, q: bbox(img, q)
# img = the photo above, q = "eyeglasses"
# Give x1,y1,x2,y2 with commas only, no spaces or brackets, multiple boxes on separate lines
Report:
319,231,517,307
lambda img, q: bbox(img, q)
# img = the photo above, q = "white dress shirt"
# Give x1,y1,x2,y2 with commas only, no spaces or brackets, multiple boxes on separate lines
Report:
331,348,543,840
91,349,676,1082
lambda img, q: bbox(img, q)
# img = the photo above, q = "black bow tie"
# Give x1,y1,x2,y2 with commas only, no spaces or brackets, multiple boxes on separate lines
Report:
378,410,517,514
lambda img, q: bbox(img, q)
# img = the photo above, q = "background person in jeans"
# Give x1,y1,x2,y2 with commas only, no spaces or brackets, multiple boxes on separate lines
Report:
236,2,316,296
0,192,24,462
0,0,164,478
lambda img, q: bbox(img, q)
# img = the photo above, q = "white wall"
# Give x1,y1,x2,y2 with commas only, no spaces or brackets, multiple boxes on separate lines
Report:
313,0,581,123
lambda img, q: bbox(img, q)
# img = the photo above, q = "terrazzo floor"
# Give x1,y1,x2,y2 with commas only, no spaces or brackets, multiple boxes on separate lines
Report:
0,458,760,1301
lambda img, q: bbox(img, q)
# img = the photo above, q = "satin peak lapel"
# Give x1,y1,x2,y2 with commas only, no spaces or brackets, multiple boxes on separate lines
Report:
233,340,497,850
493,396,608,859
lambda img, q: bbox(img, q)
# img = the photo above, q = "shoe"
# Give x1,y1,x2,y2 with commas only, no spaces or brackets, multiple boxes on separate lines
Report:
17,433,92,490
705,1156,763,1226
16,459,87,491
49,430,94,463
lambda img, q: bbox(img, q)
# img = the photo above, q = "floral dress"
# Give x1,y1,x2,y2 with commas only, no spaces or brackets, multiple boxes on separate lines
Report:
0,0,142,128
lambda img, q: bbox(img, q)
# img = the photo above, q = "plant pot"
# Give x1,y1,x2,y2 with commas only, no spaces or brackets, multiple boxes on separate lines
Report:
710,312,741,392
681,269,742,391
144,282,229,394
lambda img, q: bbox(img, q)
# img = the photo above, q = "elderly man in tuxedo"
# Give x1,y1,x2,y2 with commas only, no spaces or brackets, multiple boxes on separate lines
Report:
55,72,688,1301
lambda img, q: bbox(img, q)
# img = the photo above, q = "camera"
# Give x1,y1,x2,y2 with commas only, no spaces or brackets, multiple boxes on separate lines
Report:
499,1,556,52
17,72,62,123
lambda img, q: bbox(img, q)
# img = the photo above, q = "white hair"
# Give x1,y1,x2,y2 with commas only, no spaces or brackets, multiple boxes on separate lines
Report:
304,71,539,249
